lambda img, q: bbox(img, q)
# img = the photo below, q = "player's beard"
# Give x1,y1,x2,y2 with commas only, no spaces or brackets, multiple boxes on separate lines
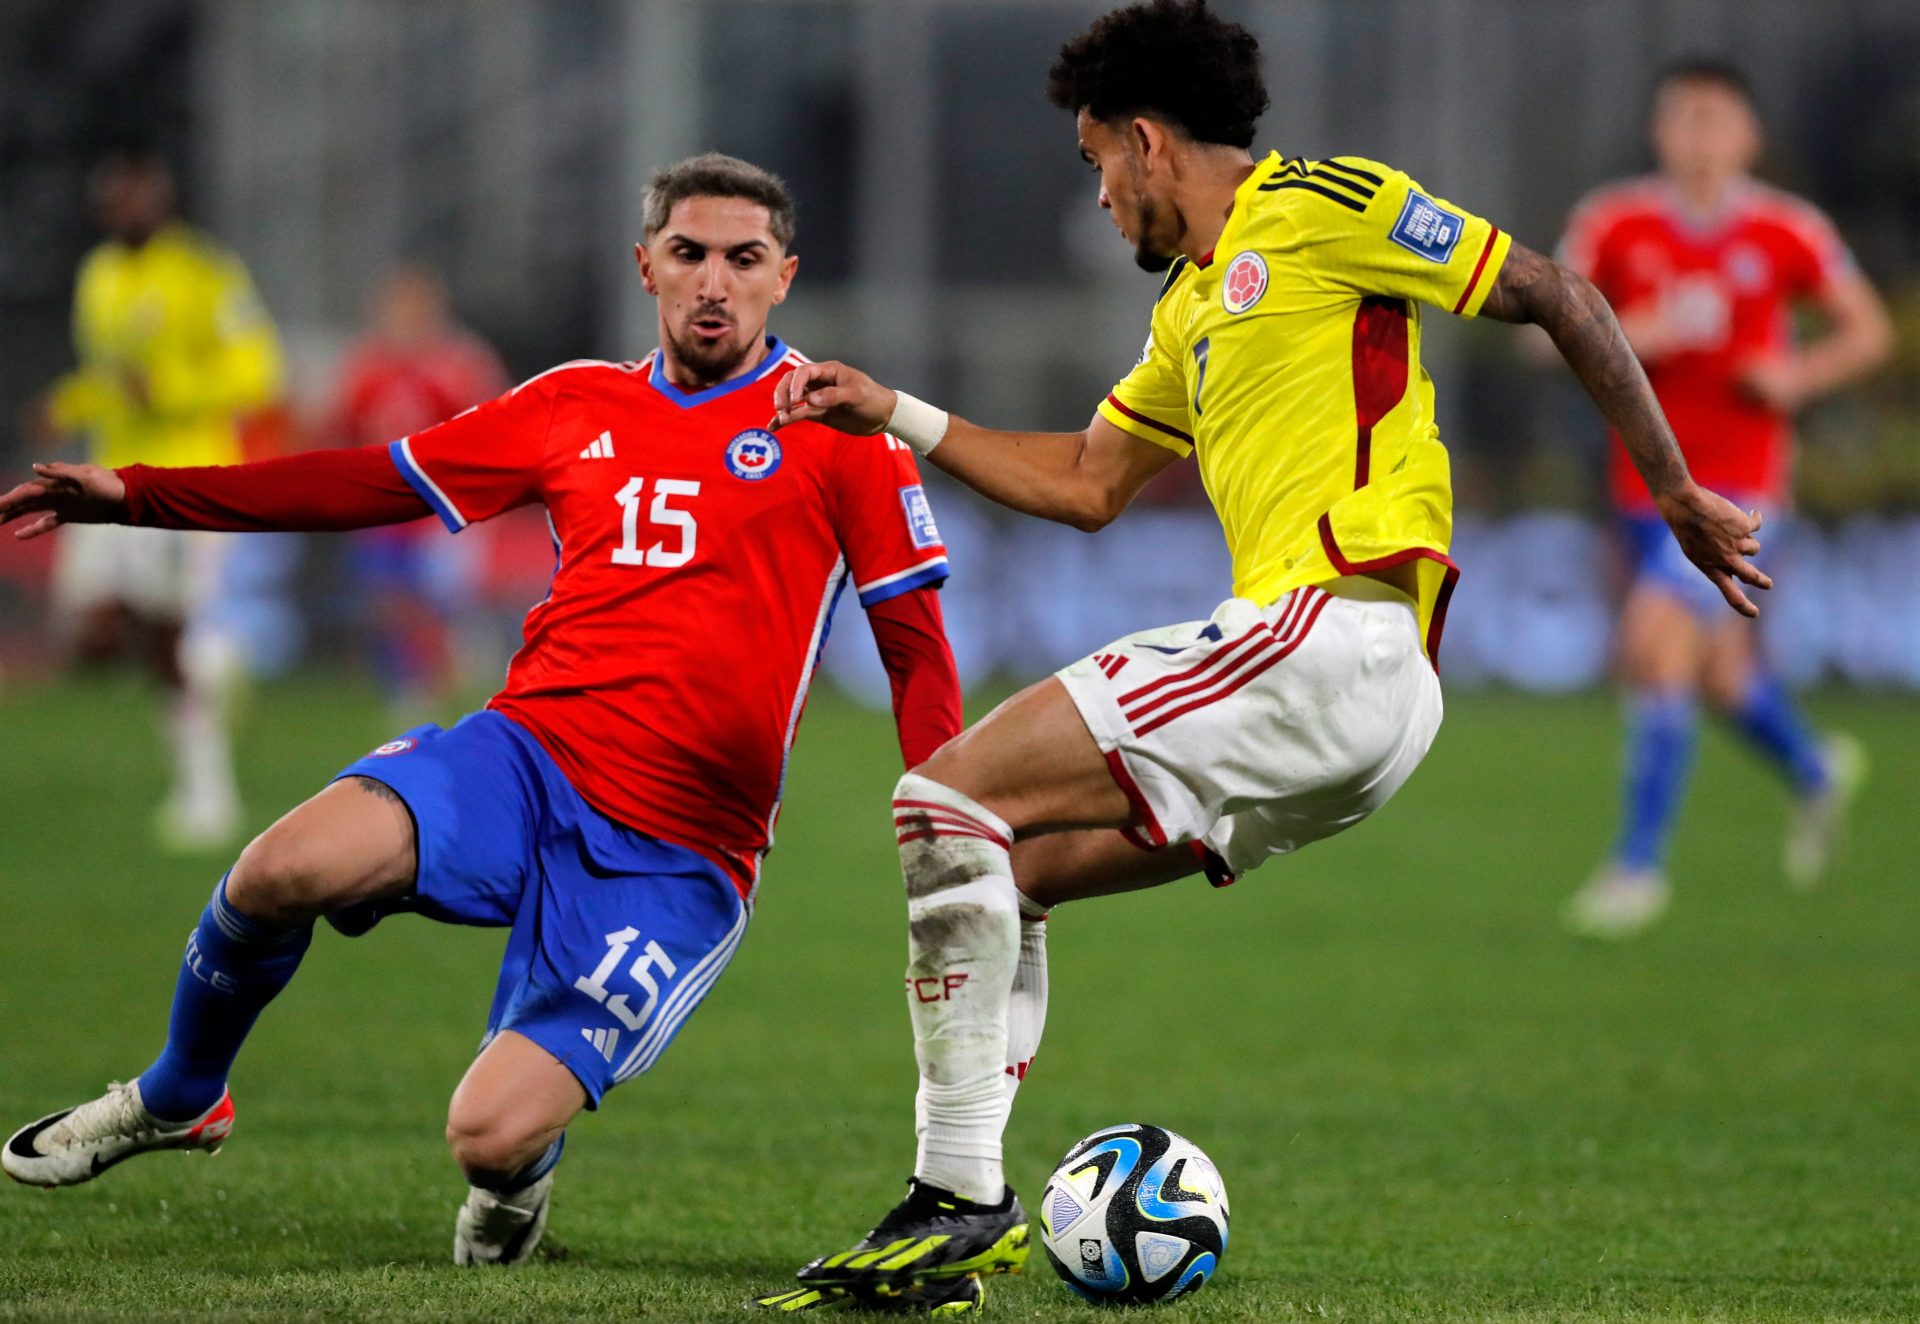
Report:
1129,195,1176,273
664,310,758,386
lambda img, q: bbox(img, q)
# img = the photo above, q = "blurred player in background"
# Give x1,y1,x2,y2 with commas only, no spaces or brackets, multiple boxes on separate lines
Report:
323,264,509,716
1,154,967,1294
1559,61,1893,939
764,2,1765,1308
33,140,284,850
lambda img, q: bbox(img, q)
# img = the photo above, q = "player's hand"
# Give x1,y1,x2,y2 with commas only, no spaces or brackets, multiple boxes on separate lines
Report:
1736,355,1810,414
769,360,896,436
0,462,129,540
1654,482,1771,618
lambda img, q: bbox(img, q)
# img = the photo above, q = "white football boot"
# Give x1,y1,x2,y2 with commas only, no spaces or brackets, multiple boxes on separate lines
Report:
3,1080,233,1187
1784,732,1868,890
453,1173,553,1266
1564,863,1671,940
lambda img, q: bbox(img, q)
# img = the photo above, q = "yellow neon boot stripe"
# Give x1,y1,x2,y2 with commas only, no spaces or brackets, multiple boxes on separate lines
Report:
875,1234,951,1270
844,1237,917,1269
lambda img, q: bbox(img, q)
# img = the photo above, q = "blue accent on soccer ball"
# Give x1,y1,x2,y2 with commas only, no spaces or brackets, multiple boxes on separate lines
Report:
1168,1251,1216,1301
1136,1149,1199,1223
1048,1186,1085,1236
1076,1135,1143,1200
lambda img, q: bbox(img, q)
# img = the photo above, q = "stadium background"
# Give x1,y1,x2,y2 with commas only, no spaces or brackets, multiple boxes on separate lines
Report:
1,3,1917,1321
5,0,1920,689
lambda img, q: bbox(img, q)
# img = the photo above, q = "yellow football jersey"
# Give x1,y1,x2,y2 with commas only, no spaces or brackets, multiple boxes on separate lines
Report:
1097,151,1511,661
48,221,284,470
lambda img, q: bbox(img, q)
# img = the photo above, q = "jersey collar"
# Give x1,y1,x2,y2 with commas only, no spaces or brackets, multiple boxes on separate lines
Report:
646,335,790,409
1657,175,1760,238
1196,151,1282,271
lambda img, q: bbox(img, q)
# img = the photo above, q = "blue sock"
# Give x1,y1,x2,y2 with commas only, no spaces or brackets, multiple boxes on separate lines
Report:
1615,690,1699,872
474,1133,566,1195
1728,672,1829,794
137,876,312,1123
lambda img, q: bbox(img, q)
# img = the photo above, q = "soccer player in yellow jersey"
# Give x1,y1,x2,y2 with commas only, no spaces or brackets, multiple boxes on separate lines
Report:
758,3,1767,1310
37,143,284,850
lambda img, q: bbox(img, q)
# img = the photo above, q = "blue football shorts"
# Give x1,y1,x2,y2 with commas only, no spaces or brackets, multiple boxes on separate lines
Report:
332,709,748,1107
1621,500,1774,620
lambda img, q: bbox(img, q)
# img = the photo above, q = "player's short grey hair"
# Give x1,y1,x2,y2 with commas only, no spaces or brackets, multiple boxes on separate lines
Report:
643,153,797,250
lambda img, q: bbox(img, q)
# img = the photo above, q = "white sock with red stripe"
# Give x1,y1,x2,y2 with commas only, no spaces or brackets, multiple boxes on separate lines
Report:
894,771,1019,1204
1004,892,1049,1107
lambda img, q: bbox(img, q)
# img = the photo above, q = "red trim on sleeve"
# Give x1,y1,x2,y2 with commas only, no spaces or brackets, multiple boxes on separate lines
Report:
1451,225,1503,315
1350,297,1410,488
1103,393,1194,446
1316,513,1459,669
118,446,430,532
866,587,963,769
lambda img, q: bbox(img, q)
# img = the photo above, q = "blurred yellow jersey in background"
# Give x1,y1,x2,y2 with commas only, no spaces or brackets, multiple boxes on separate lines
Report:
49,221,284,470
1098,152,1511,661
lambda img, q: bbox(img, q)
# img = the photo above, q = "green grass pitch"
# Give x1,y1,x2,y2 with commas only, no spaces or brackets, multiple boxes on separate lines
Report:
0,674,1913,1321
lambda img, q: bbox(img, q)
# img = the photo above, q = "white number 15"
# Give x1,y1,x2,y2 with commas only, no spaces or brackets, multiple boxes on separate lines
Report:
611,476,700,568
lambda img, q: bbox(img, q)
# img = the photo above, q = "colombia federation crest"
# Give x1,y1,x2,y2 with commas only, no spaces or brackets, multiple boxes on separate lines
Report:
1221,251,1268,314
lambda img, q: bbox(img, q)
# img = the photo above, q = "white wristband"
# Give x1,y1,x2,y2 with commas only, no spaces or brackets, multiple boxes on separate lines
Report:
886,391,950,456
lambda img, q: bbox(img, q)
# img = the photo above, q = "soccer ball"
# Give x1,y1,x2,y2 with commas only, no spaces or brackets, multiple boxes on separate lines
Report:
1037,1123,1229,1305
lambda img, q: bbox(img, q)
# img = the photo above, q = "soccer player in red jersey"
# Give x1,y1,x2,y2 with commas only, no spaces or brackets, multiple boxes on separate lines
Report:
0,155,964,1272
323,263,510,714
1558,62,1893,938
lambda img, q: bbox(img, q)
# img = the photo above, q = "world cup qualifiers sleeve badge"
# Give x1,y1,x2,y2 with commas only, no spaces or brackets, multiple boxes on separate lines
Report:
1389,191,1465,263
899,484,942,549
724,429,783,481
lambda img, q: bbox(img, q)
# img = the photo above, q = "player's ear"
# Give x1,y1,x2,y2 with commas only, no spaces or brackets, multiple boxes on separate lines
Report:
772,253,798,305
634,242,658,296
1130,116,1167,171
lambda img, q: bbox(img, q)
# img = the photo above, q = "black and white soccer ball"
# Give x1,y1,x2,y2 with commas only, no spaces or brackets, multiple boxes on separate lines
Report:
1037,1123,1229,1305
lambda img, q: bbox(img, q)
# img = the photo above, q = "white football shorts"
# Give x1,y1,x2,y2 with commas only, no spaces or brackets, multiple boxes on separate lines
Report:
1056,576,1444,880
51,524,225,621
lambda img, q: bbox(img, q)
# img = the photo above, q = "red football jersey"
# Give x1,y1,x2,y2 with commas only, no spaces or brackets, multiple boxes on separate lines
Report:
1558,176,1854,511
388,338,950,899
332,331,510,450
331,331,510,546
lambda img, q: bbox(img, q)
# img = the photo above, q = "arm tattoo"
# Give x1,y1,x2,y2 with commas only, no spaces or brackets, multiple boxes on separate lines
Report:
344,774,421,872
1481,241,1691,502
346,774,406,805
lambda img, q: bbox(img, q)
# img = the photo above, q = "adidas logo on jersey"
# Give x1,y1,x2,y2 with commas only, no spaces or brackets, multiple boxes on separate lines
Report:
579,431,616,460
581,1026,620,1062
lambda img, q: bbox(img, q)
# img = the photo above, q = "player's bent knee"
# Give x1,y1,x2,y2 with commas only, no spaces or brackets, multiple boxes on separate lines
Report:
893,771,1014,848
228,822,347,927
445,1107,552,1186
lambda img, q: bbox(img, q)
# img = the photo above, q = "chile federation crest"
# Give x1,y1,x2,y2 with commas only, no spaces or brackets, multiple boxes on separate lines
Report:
724,428,782,481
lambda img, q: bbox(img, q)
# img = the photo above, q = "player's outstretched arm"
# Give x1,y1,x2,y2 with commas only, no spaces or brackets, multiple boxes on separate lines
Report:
1,448,432,540
1479,241,1771,618
770,360,1178,531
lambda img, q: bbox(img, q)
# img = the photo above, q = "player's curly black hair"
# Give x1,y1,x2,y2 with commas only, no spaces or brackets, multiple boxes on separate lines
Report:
1046,1,1267,149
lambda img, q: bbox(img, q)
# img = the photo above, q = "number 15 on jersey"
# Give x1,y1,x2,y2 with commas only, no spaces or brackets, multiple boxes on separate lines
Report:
611,476,700,568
